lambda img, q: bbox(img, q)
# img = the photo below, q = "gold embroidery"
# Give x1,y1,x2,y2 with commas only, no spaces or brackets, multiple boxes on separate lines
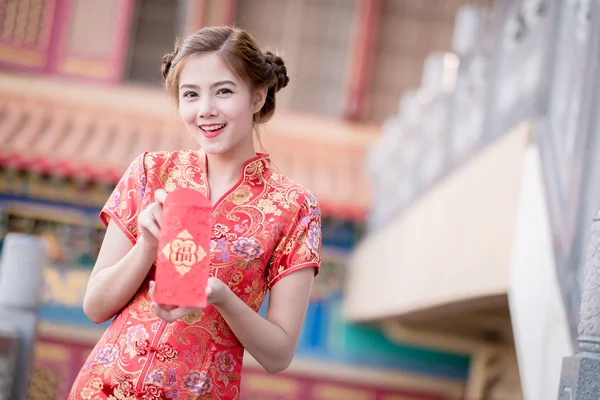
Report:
78,151,322,400
230,184,253,205
164,181,176,193
161,230,207,276
257,198,282,215
144,156,156,169
183,311,204,325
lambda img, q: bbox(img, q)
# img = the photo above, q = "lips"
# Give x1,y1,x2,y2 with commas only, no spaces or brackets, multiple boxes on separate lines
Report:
199,123,226,139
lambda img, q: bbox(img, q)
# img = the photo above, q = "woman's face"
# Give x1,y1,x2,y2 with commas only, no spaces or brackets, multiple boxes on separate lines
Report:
178,52,264,156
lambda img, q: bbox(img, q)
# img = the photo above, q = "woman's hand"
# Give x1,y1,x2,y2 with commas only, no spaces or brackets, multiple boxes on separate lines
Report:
149,278,230,322
137,189,167,250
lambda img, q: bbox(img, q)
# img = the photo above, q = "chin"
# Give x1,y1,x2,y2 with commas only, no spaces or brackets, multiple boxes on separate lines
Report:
200,141,234,155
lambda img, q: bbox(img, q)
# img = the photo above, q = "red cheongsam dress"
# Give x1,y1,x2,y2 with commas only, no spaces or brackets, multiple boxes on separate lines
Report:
68,150,322,399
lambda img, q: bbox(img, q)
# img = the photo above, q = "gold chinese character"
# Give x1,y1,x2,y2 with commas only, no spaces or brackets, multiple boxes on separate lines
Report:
162,230,207,276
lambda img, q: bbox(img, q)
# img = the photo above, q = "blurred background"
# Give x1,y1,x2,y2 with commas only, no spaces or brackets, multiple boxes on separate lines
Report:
0,0,596,399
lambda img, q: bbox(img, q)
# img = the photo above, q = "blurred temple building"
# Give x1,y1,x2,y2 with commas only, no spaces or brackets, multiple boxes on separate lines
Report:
2,0,595,399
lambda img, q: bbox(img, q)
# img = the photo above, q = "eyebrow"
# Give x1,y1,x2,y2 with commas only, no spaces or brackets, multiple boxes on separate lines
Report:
180,80,237,90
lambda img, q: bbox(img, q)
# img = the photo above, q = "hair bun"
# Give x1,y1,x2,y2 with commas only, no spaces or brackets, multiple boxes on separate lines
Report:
264,51,289,92
161,50,177,80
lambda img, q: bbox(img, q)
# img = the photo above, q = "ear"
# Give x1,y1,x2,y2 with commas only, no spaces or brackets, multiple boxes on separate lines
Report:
252,87,268,114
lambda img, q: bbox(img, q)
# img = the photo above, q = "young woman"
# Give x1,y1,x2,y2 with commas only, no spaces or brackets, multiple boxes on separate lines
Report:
69,26,322,400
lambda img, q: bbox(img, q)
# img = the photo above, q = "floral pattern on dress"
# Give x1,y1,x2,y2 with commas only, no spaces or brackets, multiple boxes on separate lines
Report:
69,150,322,399
230,237,263,261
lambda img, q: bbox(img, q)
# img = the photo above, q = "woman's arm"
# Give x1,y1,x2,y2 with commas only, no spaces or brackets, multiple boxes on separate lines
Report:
84,190,167,324
83,222,155,324
150,267,314,373
216,268,314,373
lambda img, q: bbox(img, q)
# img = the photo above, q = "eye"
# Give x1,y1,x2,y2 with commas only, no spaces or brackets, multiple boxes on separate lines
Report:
216,88,233,96
182,91,198,99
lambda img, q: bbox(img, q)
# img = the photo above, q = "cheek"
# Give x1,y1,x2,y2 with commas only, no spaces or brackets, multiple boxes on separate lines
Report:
179,103,197,124
220,97,254,122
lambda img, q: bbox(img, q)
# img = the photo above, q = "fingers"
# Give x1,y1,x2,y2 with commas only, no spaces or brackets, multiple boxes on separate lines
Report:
138,192,164,240
139,210,160,238
150,281,188,322
155,189,167,205
149,281,156,301
152,302,172,322
149,201,162,230
137,190,166,243
152,304,195,323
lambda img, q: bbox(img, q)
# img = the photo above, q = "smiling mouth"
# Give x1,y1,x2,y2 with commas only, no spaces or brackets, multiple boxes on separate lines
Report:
199,123,226,138
200,123,226,132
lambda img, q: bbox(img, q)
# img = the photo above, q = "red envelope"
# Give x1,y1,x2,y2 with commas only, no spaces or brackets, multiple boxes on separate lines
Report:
155,188,212,308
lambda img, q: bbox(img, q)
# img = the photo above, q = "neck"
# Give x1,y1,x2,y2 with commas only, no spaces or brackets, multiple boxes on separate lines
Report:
204,139,257,200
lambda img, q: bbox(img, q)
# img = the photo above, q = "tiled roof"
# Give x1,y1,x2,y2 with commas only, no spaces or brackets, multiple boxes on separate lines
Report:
0,74,377,219
0,94,194,182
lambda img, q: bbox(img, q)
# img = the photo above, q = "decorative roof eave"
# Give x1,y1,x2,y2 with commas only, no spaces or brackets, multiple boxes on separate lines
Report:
0,73,378,220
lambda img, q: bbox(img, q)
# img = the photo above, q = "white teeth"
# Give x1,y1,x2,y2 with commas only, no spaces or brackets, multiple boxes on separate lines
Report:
201,124,225,131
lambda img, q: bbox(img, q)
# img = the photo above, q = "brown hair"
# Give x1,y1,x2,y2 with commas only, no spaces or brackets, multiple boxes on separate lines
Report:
161,26,289,124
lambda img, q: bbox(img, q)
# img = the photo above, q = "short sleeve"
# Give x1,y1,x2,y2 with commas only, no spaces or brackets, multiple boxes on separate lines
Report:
99,152,148,244
268,193,322,289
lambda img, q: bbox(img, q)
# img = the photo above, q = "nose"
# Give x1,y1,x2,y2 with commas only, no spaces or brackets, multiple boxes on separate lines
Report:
197,95,217,119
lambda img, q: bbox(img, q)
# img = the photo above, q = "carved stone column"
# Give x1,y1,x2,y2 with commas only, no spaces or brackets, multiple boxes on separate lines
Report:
0,233,47,400
558,211,600,399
